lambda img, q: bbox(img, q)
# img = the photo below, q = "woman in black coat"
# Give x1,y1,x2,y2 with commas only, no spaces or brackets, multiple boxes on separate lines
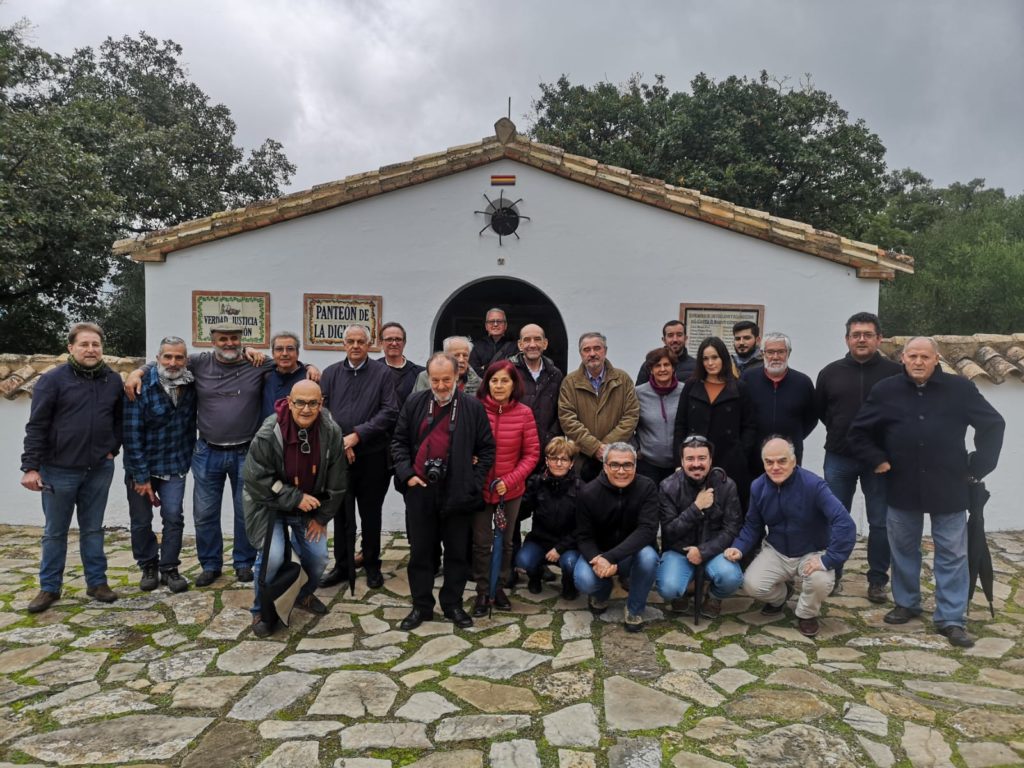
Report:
673,336,757,508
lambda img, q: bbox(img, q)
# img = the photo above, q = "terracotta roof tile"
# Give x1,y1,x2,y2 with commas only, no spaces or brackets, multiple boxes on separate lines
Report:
112,120,914,280
881,334,1024,385
0,356,144,400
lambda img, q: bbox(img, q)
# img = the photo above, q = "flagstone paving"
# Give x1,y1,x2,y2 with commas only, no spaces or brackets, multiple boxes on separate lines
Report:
0,524,1022,766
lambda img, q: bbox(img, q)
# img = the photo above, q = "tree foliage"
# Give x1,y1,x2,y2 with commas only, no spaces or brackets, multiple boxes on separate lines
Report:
0,24,295,354
874,176,1024,335
530,71,889,236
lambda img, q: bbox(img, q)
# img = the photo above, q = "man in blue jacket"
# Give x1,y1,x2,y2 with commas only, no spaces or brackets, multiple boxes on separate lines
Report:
848,337,1004,648
21,323,123,613
725,436,855,637
122,335,197,594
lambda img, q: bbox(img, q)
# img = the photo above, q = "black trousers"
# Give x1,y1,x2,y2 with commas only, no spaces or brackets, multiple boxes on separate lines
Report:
405,484,470,613
333,449,390,571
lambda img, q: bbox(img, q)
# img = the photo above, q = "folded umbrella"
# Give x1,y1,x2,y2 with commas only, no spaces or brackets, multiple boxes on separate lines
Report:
488,499,508,617
967,479,995,618
343,493,358,596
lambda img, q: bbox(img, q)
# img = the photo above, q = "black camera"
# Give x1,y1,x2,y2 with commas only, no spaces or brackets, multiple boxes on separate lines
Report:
423,458,447,485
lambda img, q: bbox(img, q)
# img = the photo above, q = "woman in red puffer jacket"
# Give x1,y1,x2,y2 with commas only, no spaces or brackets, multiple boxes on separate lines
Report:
471,360,540,616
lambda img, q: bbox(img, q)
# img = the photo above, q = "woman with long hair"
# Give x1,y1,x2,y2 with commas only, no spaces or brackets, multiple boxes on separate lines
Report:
634,346,683,484
673,336,756,507
471,360,540,615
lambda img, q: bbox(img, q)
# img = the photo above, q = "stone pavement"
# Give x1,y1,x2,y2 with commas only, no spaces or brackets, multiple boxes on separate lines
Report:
1,523,1023,768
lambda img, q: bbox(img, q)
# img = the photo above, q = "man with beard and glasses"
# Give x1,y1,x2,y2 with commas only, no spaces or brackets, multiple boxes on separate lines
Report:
122,336,197,593
731,320,763,376
244,380,346,637
126,323,319,587
635,320,696,384
21,322,123,613
741,332,817,466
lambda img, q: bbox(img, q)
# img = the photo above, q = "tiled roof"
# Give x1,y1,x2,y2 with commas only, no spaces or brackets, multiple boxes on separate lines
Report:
112,118,914,281
0,355,143,400
881,334,1024,385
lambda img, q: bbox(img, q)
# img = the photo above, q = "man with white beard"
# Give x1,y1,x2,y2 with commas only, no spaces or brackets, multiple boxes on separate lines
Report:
122,336,197,593
741,333,817,466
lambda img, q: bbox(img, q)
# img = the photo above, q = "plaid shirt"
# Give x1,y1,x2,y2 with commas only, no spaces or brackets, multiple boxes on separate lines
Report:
123,366,197,483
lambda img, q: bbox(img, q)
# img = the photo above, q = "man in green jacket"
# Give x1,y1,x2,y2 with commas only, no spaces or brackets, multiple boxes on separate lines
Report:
243,380,347,637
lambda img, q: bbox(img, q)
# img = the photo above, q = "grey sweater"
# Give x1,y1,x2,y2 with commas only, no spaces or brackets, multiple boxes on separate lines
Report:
634,382,682,469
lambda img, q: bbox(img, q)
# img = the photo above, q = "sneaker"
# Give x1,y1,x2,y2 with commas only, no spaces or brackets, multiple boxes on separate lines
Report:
160,569,189,593
701,596,722,619
797,616,820,637
938,625,974,648
194,570,221,588
27,589,60,614
866,584,888,604
235,567,254,583
139,564,158,592
471,593,490,618
86,583,119,603
527,575,543,594
883,605,923,625
493,588,512,610
669,596,690,613
296,594,328,615
251,614,274,638
588,596,608,614
761,583,794,615
624,606,644,633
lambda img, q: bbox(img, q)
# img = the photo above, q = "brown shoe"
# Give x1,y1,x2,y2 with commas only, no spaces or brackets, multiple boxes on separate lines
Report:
797,616,820,637
353,550,365,569
27,590,60,614
86,583,119,603
701,596,722,619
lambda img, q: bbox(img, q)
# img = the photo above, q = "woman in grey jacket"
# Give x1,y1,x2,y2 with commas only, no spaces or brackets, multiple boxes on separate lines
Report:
634,347,683,484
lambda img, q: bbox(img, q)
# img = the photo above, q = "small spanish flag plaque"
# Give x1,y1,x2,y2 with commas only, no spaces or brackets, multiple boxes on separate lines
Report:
490,175,516,186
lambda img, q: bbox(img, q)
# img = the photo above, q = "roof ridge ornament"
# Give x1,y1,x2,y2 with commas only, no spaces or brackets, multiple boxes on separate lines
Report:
494,117,517,145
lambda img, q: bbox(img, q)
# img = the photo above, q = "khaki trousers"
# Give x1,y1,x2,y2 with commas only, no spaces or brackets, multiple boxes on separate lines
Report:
742,542,834,619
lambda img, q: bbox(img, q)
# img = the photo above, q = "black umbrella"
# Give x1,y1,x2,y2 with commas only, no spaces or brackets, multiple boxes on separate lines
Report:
691,468,727,626
341,493,358,596
967,478,995,618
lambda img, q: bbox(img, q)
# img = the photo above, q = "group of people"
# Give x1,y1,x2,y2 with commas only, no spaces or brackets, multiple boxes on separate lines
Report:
19,308,1004,648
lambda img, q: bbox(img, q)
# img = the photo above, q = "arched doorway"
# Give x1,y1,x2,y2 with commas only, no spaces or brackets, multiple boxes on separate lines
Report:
432,277,569,374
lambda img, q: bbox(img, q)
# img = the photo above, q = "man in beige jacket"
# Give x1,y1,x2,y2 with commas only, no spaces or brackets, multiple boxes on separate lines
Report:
558,332,640,482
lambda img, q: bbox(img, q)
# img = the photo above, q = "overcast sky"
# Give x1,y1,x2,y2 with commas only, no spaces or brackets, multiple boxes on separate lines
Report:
4,0,1023,197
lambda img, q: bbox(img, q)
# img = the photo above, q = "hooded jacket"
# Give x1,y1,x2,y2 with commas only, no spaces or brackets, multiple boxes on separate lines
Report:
659,467,742,561
732,466,855,571
558,359,639,460
391,388,496,515
480,395,540,504
242,405,347,548
575,473,659,564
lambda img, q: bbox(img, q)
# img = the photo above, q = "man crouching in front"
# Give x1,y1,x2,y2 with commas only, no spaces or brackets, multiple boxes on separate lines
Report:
724,435,855,637
574,442,660,633
243,380,346,637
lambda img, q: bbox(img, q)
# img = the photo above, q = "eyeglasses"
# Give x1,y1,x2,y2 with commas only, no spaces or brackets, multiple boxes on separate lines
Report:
763,349,789,357
607,461,636,471
297,428,311,455
291,399,321,410
848,332,877,340
546,455,571,464
382,337,404,344
486,319,507,326
273,346,297,353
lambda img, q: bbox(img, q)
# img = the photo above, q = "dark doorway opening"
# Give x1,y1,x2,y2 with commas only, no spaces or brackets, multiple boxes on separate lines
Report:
433,278,569,374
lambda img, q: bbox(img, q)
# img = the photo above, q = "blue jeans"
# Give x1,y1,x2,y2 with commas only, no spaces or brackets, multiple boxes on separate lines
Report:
657,550,744,600
824,451,889,586
191,439,256,572
573,545,659,616
251,515,328,616
514,541,580,584
888,506,968,628
39,460,115,592
126,475,186,570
